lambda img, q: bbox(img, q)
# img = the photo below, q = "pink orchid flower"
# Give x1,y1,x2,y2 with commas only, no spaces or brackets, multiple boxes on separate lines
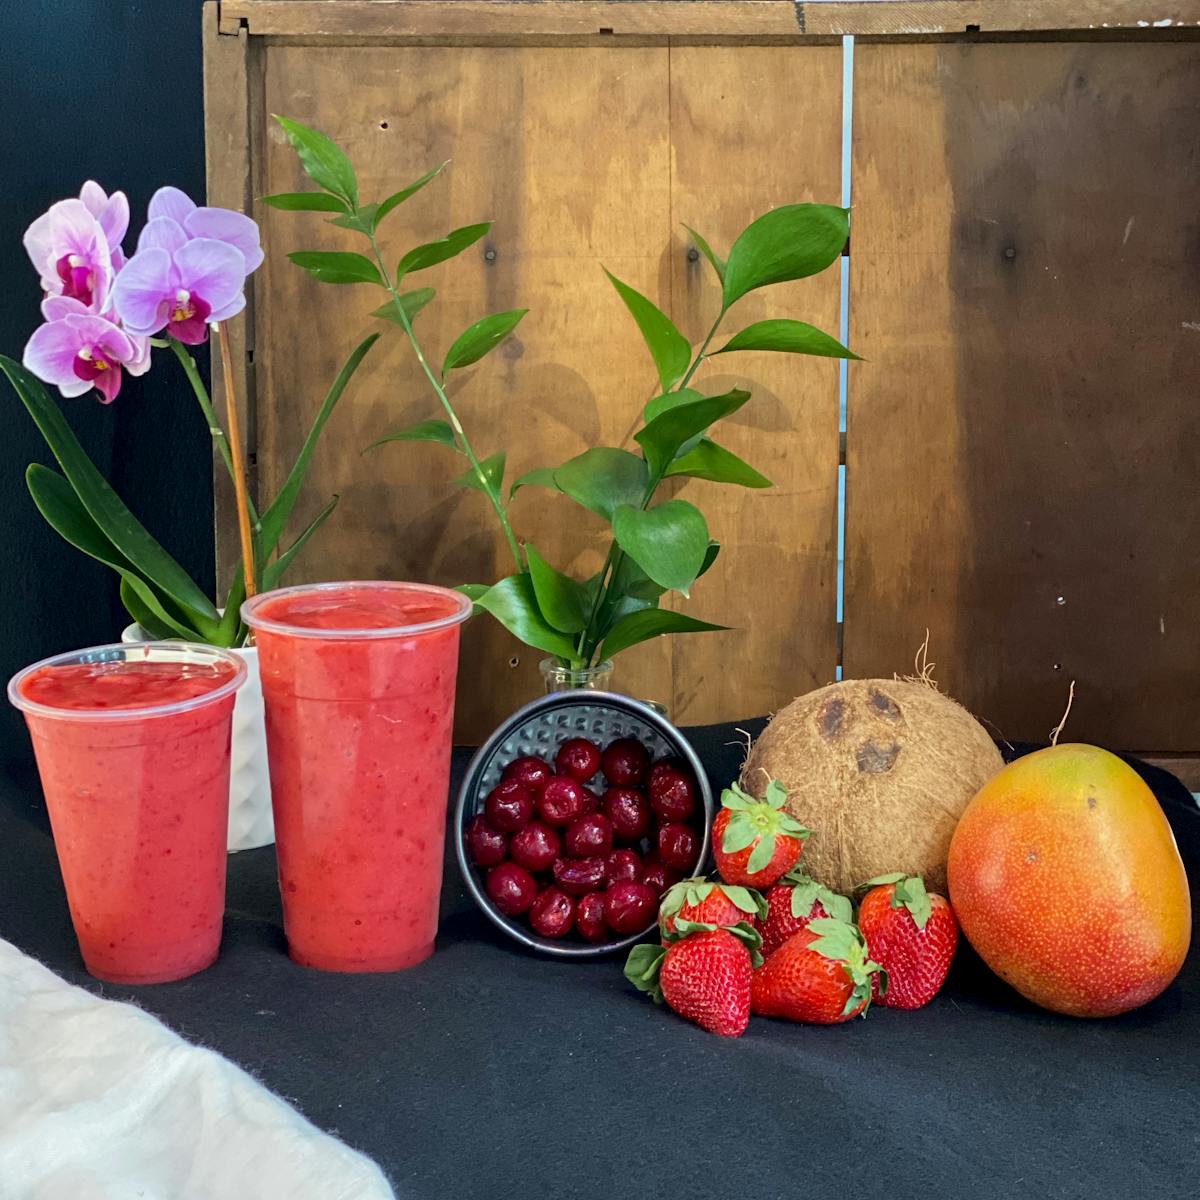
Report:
144,186,264,272
23,298,151,404
22,198,118,314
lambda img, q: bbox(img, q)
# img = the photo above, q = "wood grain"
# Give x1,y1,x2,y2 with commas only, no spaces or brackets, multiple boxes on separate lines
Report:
221,1,1200,40
846,41,1200,750
203,6,257,590
256,44,674,738
666,44,844,724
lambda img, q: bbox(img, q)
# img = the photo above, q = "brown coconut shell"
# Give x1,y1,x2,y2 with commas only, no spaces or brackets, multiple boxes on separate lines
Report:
740,678,1004,896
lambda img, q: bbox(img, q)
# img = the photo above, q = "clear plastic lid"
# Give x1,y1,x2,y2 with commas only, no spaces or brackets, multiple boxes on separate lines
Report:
8,641,247,722
241,580,473,640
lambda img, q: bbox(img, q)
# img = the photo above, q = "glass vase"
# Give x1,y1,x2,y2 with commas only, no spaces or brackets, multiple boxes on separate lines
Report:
539,658,615,695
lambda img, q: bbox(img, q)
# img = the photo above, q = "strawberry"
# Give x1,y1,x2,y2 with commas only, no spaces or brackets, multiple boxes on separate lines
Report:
751,918,884,1024
625,922,762,1038
760,870,853,958
857,873,959,1010
712,780,812,888
658,876,767,940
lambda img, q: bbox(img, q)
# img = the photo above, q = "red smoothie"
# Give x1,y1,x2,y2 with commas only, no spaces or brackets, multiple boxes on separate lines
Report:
8,644,245,984
242,581,471,972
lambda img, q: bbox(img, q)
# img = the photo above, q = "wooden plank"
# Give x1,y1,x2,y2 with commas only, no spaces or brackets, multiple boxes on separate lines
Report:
255,43,673,740
203,2,257,593
221,1,1200,40
666,44,843,724
846,41,1200,752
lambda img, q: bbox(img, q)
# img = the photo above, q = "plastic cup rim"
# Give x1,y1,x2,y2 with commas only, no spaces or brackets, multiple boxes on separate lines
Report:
7,640,248,723
240,580,473,641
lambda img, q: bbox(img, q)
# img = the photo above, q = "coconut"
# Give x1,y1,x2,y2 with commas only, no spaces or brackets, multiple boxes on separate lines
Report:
740,678,1004,896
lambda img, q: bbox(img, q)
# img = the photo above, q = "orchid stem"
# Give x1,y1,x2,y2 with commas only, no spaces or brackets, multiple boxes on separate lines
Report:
365,230,524,574
215,323,258,599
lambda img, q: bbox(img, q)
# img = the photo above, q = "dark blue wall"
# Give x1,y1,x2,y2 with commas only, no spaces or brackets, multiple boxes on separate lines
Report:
0,2,212,764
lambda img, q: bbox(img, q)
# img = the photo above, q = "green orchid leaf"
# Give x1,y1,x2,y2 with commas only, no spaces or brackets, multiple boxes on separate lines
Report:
525,544,589,634
453,451,505,495
287,250,382,286
700,540,721,577
665,439,773,489
258,333,379,560
4,357,219,628
398,223,491,277
612,500,709,595
722,203,849,307
365,419,458,454
370,288,437,327
27,465,205,641
554,448,649,522
273,115,359,205
442,309,528,374
643,387,705,424
328,205,377,233
260,191,348,213
474,574,579,660
714,318,860,360
457,583,491,603
373,162,448,229
509,466,559,501
604,269,691,393
635,389,751,480
216,568,248,647
600,608,727,661
683,224,726,282
263,495,339,592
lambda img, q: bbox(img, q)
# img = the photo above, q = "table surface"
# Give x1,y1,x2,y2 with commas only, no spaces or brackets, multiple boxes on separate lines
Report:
3,719,1198,1200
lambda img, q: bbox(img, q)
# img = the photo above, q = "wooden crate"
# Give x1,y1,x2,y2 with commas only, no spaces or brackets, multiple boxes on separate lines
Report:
204,1,1200,770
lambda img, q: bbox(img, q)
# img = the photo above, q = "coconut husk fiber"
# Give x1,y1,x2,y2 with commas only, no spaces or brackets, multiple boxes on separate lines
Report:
740,679,1004,896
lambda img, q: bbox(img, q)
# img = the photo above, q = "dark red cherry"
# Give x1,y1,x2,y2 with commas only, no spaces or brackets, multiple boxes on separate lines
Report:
552,856,607,896
657,823,701,873
530,887,575,939
565,812,614,858
605,848,642,886
501,755,552,794
601,737,650,787
604,881,658,934
538,777,591,827
465,815,507,867
486,862,537,916
641,854,682,897
604,787,650,842
647,761,697,823
509,820,561,873
555,737,602,783
576,892,609,943
484,779,534,832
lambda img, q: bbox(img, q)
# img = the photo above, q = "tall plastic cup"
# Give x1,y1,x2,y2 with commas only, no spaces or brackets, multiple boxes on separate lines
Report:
8,642,246,983
242,581,471,972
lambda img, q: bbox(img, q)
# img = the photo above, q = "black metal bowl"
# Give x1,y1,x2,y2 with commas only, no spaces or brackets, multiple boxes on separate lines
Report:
454,690,714,957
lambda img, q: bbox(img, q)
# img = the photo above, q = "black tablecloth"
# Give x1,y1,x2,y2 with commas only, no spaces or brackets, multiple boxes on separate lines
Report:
3,721,1198,1200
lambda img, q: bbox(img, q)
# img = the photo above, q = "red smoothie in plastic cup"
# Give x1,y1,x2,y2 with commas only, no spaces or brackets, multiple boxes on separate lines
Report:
242,581,471,972
8,643,246,984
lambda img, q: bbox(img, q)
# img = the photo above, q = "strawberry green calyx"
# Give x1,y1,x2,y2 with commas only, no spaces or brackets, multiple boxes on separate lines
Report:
806,917,888,1016
660,876,767,924
780,869,853,923
625,942,668,1002
720,781,813,875
859,872,932,931
669,918,764,967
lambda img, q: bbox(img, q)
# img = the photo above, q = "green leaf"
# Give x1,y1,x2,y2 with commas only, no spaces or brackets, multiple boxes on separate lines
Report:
525,544,589,634
612,500,709,596
119,578,176,640
374,162,448,228
398,223,491,277
258,333,379,559
604,269,691,393
474,574,579,659
714,318,859,360
643,387,705,424
328,206,377,234
4,358,219,629
260,191,348,213
722,203,849,307
457,583,491,603
273,115,358,205
509,466,559,501
216,568,248,648
683,224,726,282
601,608,727,660
365,419,458,454
635,389,751,480
453,452,506,495
26,464,203,642
287,250,382,286
554,448,649,521
370,288,436,327
263,495,339,591
442,309,528,374
699,540,721,577
624,943,667,1002
666,439,772,489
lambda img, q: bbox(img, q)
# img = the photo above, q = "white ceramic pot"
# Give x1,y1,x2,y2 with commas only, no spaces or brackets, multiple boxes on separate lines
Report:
121,623,274,852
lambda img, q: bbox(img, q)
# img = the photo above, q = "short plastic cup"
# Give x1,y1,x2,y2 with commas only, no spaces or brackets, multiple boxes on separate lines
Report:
242,581,471,972
8,642,246,984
